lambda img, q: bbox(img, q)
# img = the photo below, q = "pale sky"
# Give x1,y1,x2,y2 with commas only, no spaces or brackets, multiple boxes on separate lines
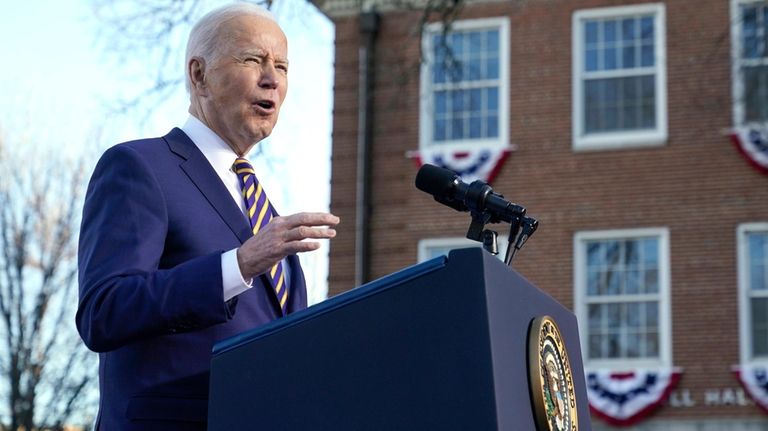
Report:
0,0,336,303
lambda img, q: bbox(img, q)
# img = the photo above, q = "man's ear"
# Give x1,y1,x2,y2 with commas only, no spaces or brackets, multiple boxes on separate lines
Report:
188,57,208,96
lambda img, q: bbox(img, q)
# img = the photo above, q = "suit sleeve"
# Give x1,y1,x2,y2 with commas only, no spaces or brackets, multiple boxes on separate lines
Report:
76,145,234,353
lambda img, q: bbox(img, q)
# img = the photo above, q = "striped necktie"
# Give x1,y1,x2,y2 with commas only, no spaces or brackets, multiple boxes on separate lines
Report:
233,158,288,313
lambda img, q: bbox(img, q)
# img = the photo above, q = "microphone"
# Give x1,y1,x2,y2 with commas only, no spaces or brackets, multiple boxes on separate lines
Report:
415,164,525,223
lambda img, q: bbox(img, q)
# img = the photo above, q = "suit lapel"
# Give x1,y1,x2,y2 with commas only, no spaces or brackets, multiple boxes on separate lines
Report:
163,128,252,244
164,128,286,315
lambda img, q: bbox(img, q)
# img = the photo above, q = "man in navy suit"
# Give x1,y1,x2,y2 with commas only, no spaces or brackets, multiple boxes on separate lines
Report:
76,4,339,429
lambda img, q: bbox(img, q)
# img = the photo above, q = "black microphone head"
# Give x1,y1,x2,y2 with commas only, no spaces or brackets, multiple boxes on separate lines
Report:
415,164,458,197
415,164,468,212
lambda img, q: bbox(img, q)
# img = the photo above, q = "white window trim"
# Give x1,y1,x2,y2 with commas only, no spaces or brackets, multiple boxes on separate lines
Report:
571,3,668,151
737,222,768,365
573,227,672,370
419,17,510,153
731,0,768,126
418,236,509,263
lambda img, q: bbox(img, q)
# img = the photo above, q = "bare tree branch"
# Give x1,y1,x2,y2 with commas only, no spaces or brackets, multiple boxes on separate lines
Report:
0,133,97,429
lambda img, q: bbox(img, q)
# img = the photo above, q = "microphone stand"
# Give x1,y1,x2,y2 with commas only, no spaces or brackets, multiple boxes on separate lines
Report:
465,209,539,267
466,211,500,256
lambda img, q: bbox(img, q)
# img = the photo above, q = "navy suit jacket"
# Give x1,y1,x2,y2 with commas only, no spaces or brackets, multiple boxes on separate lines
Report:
76,128,306,430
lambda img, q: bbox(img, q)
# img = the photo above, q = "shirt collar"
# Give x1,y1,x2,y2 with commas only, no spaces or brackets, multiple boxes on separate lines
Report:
181,115,239,174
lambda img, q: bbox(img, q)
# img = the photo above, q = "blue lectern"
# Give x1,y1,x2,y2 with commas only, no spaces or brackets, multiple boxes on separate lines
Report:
208,248,591,430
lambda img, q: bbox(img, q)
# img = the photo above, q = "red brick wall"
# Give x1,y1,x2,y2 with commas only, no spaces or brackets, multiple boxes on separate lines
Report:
328,0,768,422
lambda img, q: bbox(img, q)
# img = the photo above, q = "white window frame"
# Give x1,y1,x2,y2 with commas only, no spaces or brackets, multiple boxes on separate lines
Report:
573,227,672,370
418,236,508,263
731,0,768,126
419,17,510,152
737,222,768,365
572,3,668,151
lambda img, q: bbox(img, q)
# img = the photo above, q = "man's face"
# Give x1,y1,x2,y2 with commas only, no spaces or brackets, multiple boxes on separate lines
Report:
200,15,288,154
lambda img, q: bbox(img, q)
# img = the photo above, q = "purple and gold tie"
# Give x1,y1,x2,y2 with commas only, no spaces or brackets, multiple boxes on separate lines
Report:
233,158,287,313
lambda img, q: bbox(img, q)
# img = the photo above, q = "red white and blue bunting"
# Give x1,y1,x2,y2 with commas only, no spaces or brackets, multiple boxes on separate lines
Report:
730,124,768,175
734,364,768,413
586,368,682,427
408,146,512,184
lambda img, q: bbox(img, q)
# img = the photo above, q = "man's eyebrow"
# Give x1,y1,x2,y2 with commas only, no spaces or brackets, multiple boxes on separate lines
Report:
239,49,288,62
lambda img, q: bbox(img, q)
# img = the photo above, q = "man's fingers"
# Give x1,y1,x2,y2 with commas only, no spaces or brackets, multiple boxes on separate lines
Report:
284,240,322,254
283,226,336,242
280,212,340,228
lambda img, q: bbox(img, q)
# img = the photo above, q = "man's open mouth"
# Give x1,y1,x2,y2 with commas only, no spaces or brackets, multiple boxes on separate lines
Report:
255,100,275,110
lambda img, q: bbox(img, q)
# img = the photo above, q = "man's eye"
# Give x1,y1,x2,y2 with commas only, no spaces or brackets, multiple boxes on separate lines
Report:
277,64,288,73
245,57,261,64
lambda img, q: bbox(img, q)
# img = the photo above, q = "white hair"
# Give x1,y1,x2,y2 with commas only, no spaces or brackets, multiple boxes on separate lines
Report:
185,2,278,92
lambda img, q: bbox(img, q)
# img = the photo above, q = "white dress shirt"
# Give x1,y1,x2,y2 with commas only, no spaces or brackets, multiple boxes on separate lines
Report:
181,115,288,302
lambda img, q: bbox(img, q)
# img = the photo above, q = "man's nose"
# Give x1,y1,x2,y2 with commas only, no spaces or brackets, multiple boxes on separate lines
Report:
258,63,279,89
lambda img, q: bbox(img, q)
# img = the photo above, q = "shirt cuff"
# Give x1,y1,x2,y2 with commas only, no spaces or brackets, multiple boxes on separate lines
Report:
222,248,253,302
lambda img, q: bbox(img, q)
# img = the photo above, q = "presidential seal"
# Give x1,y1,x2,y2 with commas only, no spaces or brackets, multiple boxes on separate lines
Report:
528,316,578,431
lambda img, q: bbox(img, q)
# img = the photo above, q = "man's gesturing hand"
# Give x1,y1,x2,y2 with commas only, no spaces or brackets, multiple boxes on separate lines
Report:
236,212,339,280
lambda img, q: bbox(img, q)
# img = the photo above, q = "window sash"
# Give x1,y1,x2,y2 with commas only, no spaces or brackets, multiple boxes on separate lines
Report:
575,227,670,369
420,17,509,150
738,223,768,364
734,1,768,124
572,4,667,150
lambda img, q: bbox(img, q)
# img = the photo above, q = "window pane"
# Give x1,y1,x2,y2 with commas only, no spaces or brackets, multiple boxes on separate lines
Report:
586,21,599,44
751,233,767,260
451,117,464,139
753,298,768,356
589,334,603,359
626,302,641,328
605,45,618,70
433,61,447,84
469,32,482,53
486,57,499,80
607,333,621,357
626,270,641,294
751,263,766,291
451,90,465,112
435,91,447,114
588,304,603,329
469,61,482,80
604,20,617,43
587,241,604,266
645,301,659,327
587,268,601,295
486,115,498,138
486,88,498,111
744,65,768,122
764,6,768,58
643,238,659,264
645,331,659,356
750,232,768,291
469,89,482,111
622,18,636,42
434,119,447,141
469,116,482,138
450,33,464,56
640,16,654,41
743,6,759,58
622,45,636,69
640,75,656,128
641,43,654,67
486,30,499,52
586,49,599,72
626,332,641,358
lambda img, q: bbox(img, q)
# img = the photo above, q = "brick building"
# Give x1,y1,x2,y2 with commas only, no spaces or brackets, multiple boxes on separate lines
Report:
314,0,768,428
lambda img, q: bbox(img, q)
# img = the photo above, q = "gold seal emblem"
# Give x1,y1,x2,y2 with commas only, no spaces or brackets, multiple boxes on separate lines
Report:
528,316,578,431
